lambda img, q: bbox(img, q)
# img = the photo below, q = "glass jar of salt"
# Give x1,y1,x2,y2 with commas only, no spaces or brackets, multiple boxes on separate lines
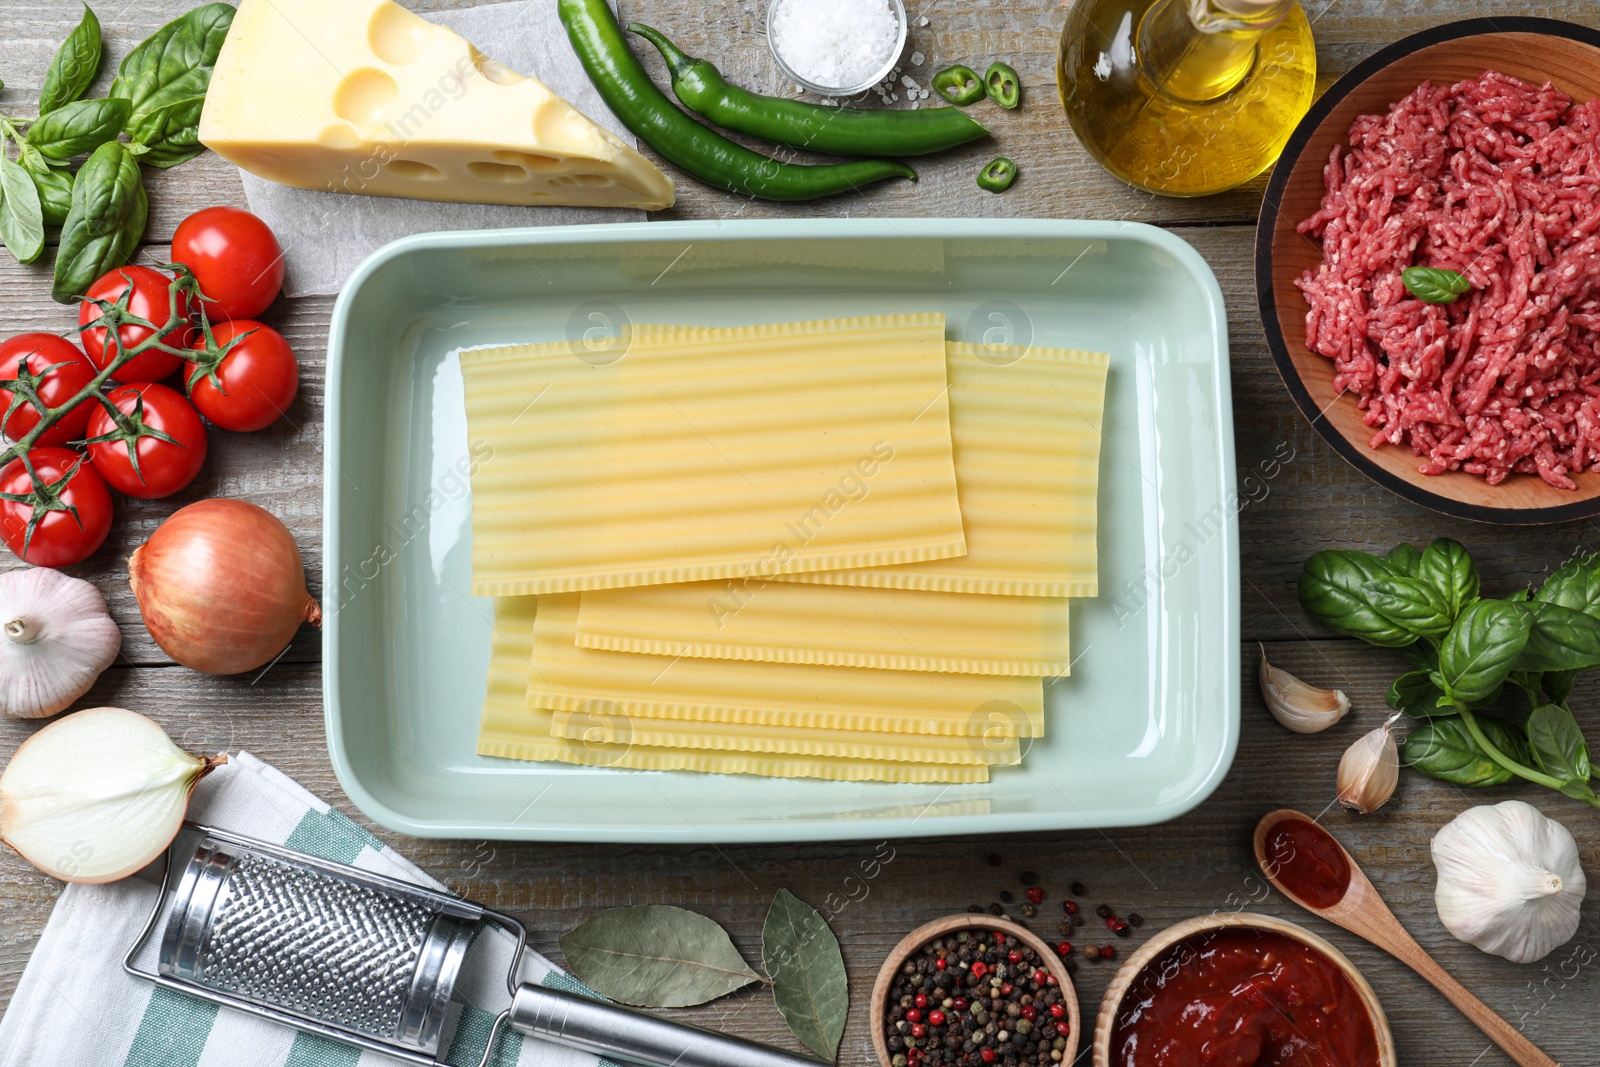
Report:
767,0,908,96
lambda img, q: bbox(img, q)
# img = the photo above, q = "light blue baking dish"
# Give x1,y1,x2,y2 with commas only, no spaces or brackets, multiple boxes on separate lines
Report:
323,218,1238,842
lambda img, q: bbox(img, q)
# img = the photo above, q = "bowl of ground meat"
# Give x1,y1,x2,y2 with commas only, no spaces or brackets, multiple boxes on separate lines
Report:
1259,17,1600,523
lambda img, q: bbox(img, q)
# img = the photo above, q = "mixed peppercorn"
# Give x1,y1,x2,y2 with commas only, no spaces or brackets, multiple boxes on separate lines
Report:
884,931,1070,1067
963,868,1142,968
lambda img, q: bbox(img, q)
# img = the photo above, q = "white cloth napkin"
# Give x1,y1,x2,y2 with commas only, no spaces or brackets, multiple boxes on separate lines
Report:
238,0,647,298
0,752,603,1067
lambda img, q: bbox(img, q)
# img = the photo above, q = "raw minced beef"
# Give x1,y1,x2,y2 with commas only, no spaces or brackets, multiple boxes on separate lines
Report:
1297,70,1600,489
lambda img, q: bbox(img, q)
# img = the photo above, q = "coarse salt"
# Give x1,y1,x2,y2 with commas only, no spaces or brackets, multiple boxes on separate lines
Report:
770,0,901,90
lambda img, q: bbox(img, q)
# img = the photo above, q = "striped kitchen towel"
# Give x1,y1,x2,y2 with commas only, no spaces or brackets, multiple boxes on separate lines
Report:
0,752,606,1067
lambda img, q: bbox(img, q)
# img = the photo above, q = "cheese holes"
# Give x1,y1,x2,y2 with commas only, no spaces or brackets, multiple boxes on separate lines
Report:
367,3,433,65
493,150,563,171
467,161,527,182
470,46,526,86
333,68,399,125
383,159,443,180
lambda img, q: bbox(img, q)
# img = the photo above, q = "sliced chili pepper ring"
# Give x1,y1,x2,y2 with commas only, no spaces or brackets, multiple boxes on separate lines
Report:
933,64,985,106
984,62,1021,109
977,156,1018,193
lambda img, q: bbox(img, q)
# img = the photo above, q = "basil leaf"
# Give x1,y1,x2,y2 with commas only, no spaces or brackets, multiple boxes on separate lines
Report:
110,4,234,138
763,890,848,1061
1545,669,1577,705
1419,538,1478,620
559,905,761,1007
38,4,103,116
0,154,46,264
1515,600,1600,672
1535,553,1600,617
1299,550,1417,647
1438,599,1532,708
1402,266,1472,304
51,140,146,304
1365,574,1454,639
1388,669,1450,717
126,96,206,169
26,97,130,160
1527,703,1594,788
1402,715,1521,786
1385,542,1423,577
21,153,73,227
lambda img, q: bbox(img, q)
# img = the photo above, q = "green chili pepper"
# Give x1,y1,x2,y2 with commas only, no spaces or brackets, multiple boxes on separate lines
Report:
977,157,1017,193
558,0,915,201
933,65,984,106
984,62,1021,109
628,23,989,157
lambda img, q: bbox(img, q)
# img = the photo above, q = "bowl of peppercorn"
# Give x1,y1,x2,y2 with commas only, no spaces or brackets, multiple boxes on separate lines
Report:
872,914,1080,1067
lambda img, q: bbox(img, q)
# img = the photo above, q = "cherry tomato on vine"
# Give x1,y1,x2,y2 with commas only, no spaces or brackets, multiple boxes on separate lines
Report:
83,383,208,499
0,334,98,447
170,207,284,321
0,447,114,566
78,266,195,383
185,320,299,432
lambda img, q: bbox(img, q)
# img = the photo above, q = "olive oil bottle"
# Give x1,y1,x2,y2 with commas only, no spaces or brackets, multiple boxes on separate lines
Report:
1057,0,1315,196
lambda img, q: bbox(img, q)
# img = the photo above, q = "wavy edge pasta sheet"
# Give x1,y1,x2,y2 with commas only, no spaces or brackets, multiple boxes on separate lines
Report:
780,340,1109,596
527,595,1045,737
575,581,1072,676
476,597,991,783
461,314,966,595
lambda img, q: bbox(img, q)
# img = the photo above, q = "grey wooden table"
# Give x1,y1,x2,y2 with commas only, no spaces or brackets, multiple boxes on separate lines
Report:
2,0,1598,1063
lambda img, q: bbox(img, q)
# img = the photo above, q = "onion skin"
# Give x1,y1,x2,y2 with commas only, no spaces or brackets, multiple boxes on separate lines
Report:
128,499,321,675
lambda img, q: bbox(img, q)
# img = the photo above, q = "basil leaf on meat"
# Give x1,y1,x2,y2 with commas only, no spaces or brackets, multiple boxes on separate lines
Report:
1402,266,1472,304
52,141,146,303
38,4,103,116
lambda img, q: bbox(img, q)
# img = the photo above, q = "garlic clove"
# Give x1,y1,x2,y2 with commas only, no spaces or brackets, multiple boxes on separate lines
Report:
0,707,224,883
1336,714,1401,814
1259,644,1350,734
0,568,121,719
1433,800,1587,963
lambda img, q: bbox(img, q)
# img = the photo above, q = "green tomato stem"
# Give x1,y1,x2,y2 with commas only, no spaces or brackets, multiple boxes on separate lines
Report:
1457,707,1569,791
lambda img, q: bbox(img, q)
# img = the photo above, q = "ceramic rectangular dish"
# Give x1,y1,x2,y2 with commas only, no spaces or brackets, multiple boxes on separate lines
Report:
323,218,1238,842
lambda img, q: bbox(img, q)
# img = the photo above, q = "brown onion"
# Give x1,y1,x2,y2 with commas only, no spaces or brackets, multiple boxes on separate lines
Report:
128,499,321,675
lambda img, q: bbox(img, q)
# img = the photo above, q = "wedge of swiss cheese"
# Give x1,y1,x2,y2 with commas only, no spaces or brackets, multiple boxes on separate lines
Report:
199,0,674,210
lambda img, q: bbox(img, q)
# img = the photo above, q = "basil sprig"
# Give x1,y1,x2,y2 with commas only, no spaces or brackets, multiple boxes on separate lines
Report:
112,3,234,168
27,98,131,160
1299,539,1600,809
38,4,103,117
1402,265,1472,304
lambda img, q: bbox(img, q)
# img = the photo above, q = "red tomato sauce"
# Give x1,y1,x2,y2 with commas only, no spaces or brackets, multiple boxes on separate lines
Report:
1264,818,1351,909
1109,928,1380,1067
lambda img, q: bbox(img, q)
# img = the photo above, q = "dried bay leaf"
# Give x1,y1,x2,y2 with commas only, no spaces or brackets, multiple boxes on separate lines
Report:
559,904,761,1008
763,889,848,1061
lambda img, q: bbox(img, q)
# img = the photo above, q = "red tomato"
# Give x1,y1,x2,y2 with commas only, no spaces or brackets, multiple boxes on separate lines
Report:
186,320,299,432
0,334,99,446
0,447,113,566
83,383,208,499
170,207,284,321
78,266,195,382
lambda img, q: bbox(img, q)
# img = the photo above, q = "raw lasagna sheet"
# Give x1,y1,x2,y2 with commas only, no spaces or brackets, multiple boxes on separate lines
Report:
782,341,1109,596
576,581,1072,676
461,314,966,595
528,595,1045,737
546,708,1021,765
476,597,992,783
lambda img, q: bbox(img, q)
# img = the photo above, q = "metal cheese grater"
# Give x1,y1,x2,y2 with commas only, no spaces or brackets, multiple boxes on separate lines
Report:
126,825,823,1067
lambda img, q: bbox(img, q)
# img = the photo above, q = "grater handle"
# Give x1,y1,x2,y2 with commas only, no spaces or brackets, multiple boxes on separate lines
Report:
505,984,828,1067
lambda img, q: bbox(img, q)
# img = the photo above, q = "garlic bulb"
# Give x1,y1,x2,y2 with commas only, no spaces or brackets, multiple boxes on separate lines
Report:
1433,801,1586,964
0,707,224,883
0,568,120,718
1336,714,1400,813
1259,644,1350,733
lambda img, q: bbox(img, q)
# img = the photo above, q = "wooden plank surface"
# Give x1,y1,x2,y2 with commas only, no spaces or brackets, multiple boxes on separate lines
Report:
2,0,1599,1064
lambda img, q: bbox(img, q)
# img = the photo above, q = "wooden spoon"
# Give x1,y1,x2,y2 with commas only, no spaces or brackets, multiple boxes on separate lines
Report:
1253,809,1561,1067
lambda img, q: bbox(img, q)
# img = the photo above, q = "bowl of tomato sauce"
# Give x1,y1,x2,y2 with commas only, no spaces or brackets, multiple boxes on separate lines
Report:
1092,912,1396,1067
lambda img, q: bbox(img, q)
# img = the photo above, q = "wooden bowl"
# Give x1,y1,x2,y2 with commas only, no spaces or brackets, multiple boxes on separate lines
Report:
1257,17,1600,524
870,914,1080,1067
1090,912,1396,1067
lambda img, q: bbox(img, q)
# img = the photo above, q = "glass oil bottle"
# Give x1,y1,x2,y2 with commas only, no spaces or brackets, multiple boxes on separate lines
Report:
1057,0,1316,196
